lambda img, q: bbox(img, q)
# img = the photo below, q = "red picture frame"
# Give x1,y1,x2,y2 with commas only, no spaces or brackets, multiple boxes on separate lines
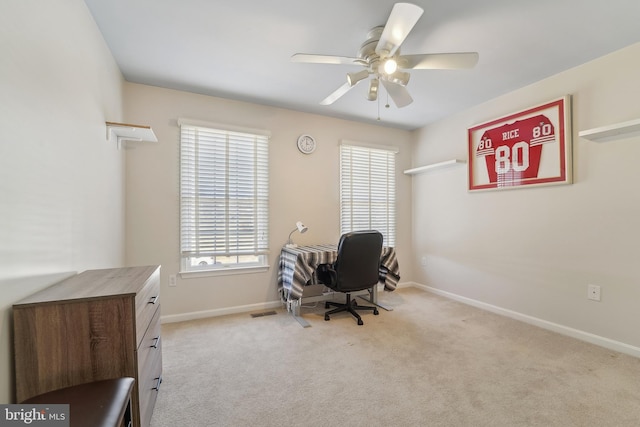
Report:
468,96,572,191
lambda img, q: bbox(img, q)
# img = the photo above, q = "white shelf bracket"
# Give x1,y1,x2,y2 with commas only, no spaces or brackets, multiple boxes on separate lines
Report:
105,122,157,150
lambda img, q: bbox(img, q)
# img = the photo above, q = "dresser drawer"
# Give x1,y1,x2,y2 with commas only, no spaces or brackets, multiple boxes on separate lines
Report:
139,354,162,427
135,268,160,347
138,335,162,427
137,306,162,377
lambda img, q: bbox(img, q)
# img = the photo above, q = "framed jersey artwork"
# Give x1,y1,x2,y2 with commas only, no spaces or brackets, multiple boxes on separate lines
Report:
468,96,572,192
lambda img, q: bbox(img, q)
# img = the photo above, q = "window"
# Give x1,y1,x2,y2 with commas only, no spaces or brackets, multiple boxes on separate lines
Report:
179,120,269,273
340,142,396,247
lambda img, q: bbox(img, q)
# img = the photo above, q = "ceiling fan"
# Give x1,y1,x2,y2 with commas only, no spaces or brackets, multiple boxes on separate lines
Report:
291,2,479,108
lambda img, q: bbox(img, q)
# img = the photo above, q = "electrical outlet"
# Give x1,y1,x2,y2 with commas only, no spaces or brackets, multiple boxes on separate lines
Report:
169,274,177,287
587,284,601,301
420,256,427,267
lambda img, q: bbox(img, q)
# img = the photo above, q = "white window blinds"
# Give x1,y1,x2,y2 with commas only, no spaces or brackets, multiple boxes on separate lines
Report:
180,122,269,263
340,143,396,247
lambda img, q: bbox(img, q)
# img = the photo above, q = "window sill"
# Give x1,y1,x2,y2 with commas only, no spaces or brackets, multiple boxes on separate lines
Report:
179,265,269,279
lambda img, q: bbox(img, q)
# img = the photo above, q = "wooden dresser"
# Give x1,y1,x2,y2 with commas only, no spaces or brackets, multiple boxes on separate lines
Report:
13,265,162,427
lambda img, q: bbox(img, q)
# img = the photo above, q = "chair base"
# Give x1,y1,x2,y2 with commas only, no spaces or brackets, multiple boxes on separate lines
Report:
324,292,379,325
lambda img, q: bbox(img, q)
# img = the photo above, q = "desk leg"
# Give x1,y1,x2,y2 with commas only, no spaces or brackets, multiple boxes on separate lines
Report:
357,285,394,311
286,297,311,328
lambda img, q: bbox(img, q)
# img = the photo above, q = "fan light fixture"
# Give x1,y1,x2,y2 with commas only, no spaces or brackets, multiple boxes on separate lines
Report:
368,79,379,101
291,3,480,109
347,69,369,87
383,58,398,75
286,221,308,247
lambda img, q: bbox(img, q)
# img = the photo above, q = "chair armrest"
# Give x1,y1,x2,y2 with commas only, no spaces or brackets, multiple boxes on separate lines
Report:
316,263,337,286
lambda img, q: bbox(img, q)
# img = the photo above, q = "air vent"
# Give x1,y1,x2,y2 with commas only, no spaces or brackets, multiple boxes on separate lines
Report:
250,311,277,318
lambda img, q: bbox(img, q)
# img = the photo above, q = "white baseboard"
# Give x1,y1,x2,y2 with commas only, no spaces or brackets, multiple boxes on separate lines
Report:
409,282,640,359
160,281,413,324
161,300,283,324
161,281,640,359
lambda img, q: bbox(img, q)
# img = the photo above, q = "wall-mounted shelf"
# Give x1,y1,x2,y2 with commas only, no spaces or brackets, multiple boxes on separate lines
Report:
106,121,157,149
578,118,640,142
404,159,466,175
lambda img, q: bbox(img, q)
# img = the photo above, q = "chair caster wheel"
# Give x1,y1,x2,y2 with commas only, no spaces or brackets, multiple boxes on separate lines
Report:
357,319,364,325
324,314,330,321
373,308,379,315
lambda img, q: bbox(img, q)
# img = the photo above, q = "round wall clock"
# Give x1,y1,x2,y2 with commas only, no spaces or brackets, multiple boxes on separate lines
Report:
297,134,316,154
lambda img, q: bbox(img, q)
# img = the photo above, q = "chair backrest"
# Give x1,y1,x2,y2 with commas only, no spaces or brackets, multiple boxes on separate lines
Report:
332,230,383,292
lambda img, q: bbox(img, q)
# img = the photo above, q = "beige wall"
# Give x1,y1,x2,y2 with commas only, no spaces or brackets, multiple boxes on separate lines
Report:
0,1,126,402
411,42,640,352
3,0,638,405
123,83,414,318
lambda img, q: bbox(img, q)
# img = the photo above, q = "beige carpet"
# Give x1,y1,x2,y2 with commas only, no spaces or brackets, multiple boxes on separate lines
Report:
151,287,640,426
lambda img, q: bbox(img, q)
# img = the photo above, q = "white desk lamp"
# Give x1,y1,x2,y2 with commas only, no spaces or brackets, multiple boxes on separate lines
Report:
286,221,308,248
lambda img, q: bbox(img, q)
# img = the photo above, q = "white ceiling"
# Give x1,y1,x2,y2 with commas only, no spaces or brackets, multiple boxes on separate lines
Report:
84,0,640,131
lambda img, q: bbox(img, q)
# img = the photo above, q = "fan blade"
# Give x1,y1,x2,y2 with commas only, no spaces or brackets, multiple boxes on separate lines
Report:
376,3,424,57
320,82,354,105
382,80,413,108
291,53,362,65
381,79,413,108
401,52,479,69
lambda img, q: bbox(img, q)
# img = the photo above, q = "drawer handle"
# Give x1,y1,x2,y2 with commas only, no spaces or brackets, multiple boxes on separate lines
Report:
148,295,158,304
151,336,160,349
153,376,162,391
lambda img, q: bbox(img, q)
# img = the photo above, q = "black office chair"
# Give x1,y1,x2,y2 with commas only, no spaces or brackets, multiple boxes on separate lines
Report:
317,230,383,325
